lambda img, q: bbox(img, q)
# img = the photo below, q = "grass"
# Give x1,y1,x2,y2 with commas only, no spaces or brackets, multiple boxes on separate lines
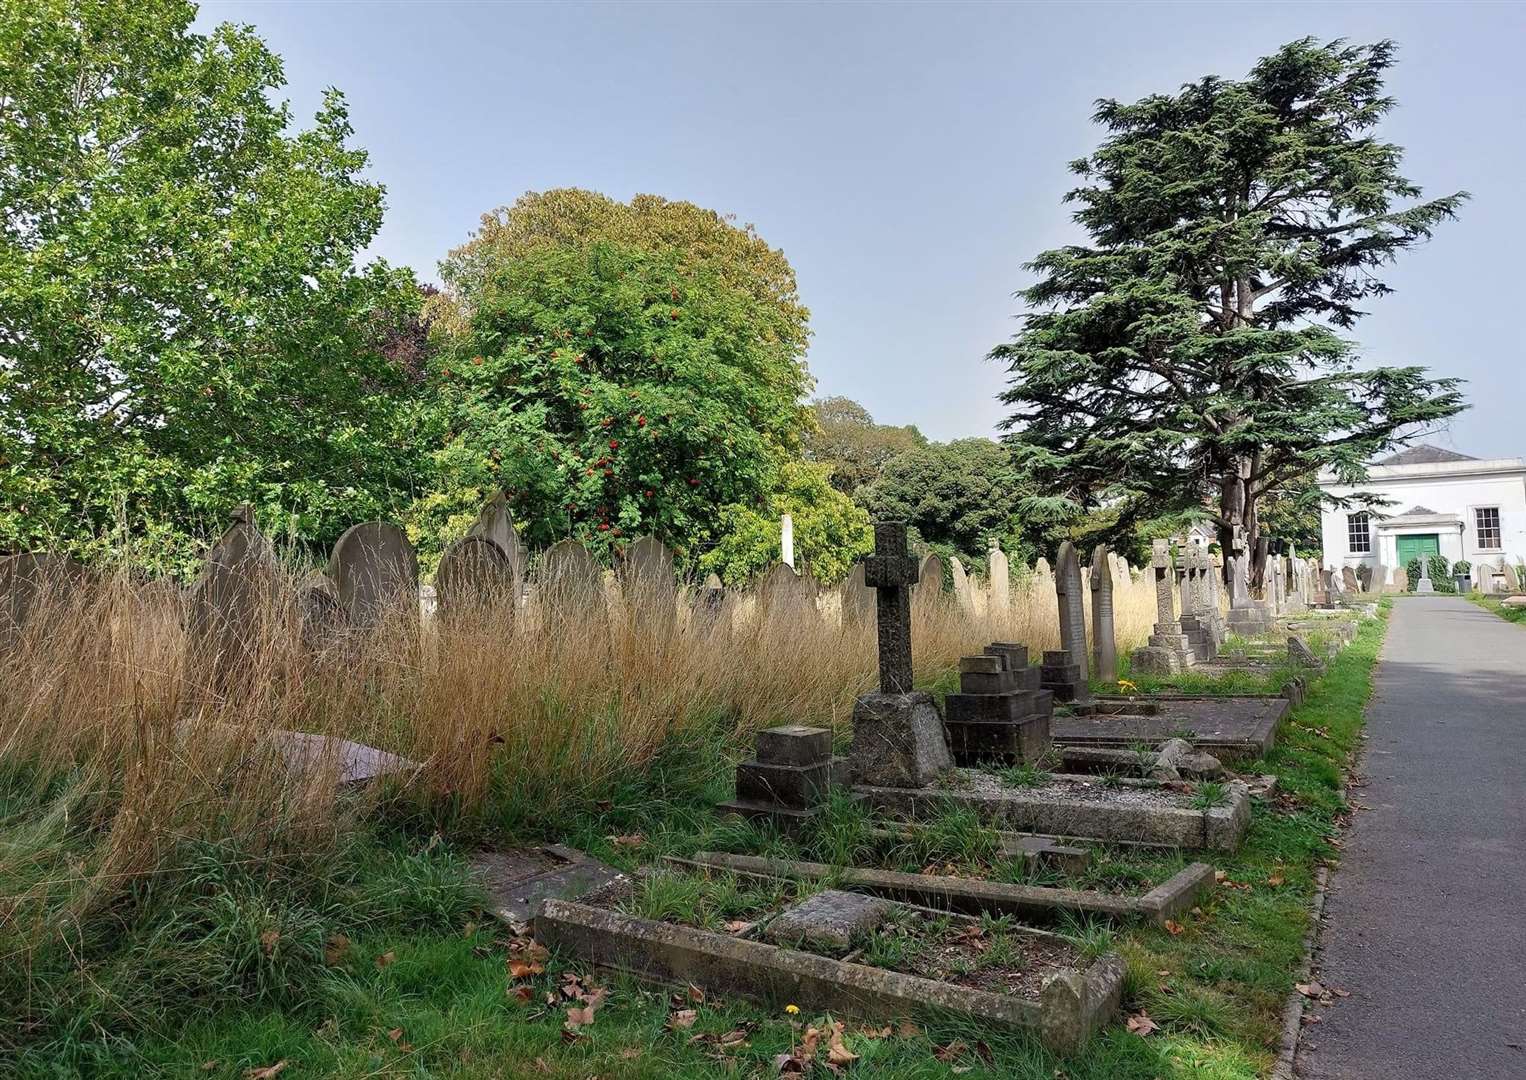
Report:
0,555,1385,1078
1468,592,1526,625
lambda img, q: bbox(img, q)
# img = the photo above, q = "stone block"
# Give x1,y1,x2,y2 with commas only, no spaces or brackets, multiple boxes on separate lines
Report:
756,725,833,766
764,889,890,953
960,654,1005,674
1129,646,1180,676
985,642,1031,670
945,689,1047,724
849,691,952,788
946,717,1052,766
736,759,834,809
959,668,1018,695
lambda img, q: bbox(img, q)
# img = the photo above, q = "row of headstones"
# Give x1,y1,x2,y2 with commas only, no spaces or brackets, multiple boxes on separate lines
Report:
1337,558,1524,595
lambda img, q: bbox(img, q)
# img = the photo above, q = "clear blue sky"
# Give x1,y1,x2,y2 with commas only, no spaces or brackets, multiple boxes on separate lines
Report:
199,1,1525,457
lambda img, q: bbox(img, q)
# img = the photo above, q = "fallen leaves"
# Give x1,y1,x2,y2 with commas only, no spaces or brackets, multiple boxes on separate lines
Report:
374,950,396,969
323,933,350,966
667,1009,698,1031
1296,980,1351,1006
386,1026,414,1053
1164,919,1185,936
721,919,755,935
258,929,280,955
243,1063,287,1080
1127,1011,1160,1037
606,833,646,848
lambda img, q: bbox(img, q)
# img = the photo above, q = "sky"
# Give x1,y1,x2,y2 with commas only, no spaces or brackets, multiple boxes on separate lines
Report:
198,1,1526,458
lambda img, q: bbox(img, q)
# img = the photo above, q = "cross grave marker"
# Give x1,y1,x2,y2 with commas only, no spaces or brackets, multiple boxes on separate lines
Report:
863,522,920,694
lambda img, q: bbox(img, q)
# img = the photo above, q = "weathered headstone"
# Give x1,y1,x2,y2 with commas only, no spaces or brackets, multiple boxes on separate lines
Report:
913,553,945,615
1133,539,1191,673
848,523,952,788
1089,544,1117,682
540,539,603,606
718,724,840,828
330,522,418,628
467,492,527,582
1341,565,1360,593
1054,542,1089,683
988,542,1010,613
1288,635,1324,670
949,557,977,616
0,552,90,641
1502,562,1520,592
436,535,515,618
840,561,875,626
1414,555,1435,594
297,570,349,649
187,506,282,687
618,535,678,626
758,561,818,627
1034,556,1052,583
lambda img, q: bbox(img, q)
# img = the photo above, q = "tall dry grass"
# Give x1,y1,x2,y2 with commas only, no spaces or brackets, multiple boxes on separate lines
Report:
0,553,1163,960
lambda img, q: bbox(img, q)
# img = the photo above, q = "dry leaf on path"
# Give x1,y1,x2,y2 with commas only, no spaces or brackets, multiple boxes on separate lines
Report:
374,951,396,969
1127,1012,1160,1037
243,1064,288,1080
667,1009,698,1030
1164,919,1185,936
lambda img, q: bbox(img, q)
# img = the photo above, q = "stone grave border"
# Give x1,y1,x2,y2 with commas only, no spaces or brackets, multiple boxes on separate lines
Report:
1063,694,1292,761
674,851,1215,929
533,897,1125,1052
855,773,1251,851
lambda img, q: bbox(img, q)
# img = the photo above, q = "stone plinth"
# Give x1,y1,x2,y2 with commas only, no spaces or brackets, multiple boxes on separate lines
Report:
719,724,843,826
849,691,952,788
944,643,1054,766
1128,645,1181,676
1040,649,1088,704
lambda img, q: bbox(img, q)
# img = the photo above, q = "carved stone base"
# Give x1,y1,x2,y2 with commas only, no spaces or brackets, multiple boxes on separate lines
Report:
849,691,953,788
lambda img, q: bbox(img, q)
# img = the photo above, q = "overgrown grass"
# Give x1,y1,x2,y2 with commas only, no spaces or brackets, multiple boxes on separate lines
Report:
1,560,1387,1078
1468,592,1526,625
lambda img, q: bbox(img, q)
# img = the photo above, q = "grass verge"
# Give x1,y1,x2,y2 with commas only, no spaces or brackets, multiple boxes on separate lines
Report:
1468,592,1526,625
3,611,1389,1079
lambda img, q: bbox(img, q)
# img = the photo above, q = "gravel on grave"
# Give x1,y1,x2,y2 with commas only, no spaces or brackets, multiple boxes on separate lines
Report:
952,769,1200,809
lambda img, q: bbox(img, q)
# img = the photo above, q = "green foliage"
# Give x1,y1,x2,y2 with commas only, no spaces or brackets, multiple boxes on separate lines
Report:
698,460,872,585
803,396,926,494
1451,560,1471,576
418,241,811,558
855,438,1026,564
0,0,424,574
991,38,1468,557
1405,555,1456,592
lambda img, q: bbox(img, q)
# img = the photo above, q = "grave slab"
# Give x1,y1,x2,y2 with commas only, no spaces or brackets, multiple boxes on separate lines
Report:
763,889,890,953
472,844,627,923
1054,695,1288,762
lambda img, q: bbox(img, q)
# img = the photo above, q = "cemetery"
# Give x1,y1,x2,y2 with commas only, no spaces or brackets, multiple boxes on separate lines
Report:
7,9,1507,1077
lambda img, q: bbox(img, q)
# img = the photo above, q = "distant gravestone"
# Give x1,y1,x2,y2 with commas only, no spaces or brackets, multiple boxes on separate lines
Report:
1502,562,1521,592
187,506,281,685
468,492,527,583
1476,560,1497,594
1089,544,1116,682
618,535,678,628
1054,542,1088,682
540,538,603,608
297,571,349,649
693,571,727,630
988,543,1009,613
1415,555,1435,594
330,522,418,627
0,552,90,640
758,561,817,626
1341,566,1360,593
436,535,515,618
1034,556,1052,583
1229,553,1250,608
841,561,875,626
949,557,976,616
913,554,945,614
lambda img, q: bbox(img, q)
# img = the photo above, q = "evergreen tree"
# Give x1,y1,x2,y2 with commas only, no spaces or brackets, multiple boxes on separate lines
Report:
991,38,1467,572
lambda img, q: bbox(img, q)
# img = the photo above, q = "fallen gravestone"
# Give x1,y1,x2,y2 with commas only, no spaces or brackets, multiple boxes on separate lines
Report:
472,844,627,923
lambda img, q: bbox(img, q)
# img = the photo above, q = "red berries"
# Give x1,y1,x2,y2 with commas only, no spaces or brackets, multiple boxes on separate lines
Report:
688,478,699,486
636,415,646,427
608,439,618,449
472,356,483,366
598,523,610,531
645,489,654,498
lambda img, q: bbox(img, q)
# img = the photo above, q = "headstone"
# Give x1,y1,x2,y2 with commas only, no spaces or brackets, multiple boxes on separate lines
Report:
848,523,952,788
1139,539,1192,669
297,570,349,649
1176,546,1220,662
1288,635,1324,670
1341,566,1360,593
718,724,840,828
1476,561,1497,595
330,522,418,627
913,553,945,615
840,561,875,625
0,552,90,641
949,557,976,616
618,535,678,625
1034,556,1052,583
1089,544,1117,682
1053,542,1089,683
988,543,1010,613
692,571,727,628
944,646,1052,765
467,492,527,585
1502,562,1520,592
758,561,817,626
187,506,281,687
540,538,603,607
1415,555,1435,594
436,535,515,618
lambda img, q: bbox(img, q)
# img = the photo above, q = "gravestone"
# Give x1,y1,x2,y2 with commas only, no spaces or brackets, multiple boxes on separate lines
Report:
840,561,875,625
467,492,527,583
187,506,282,687
1414,555,1435,594
1133,540,1192,674
1039,648,1088,704
540,539,603,606
330,522,418,628
764,890,890,954
988,543,1010,613
1089,545,1117,682
0,552,90,641
1502,562,1520,592
1341,566,1360,593
618,535,678,627
758,561,817,627
848,523,952,788
436,535,515,618
718,724,841,828
1288,635,1324,670
1476,560,1497,595
297,571,349,649
949,557,977,616
1054,542,1089,684
913,553,945,615
943,646,1052,765
1034,557,1052,584
692,572,727,630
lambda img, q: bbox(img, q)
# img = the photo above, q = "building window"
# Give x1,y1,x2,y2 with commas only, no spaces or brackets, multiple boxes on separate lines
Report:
1347,512,1371,554
1476,506,1502,550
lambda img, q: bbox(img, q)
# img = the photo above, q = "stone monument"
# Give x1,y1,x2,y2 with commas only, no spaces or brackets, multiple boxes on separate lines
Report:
848,523,953,788
1130,540,1193,675
942,643,1053,765
1089,544,1117,682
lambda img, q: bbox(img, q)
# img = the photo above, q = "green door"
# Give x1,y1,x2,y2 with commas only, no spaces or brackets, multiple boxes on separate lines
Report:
1396,534,1440,570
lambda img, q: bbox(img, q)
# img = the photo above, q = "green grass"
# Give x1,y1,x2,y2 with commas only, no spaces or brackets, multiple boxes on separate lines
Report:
1,610,1391,1079
1469,592,1526,625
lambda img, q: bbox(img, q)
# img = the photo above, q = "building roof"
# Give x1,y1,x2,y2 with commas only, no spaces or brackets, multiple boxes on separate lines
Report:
1377,445,1477,466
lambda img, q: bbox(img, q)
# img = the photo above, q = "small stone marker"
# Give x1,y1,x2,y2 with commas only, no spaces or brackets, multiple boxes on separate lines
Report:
1054,542,1089,683
849,523,952,788
718,724,840,827
330,521,418,627
1288,635,1324,669
473,845,627,924
1089,544,1117,682
1040,648,1088,704
764,889,890,954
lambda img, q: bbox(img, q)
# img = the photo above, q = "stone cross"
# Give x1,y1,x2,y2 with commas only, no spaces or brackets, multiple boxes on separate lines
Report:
1152,539,1176,626
1054,541,1089,681
864,522,920,694
1089,543,1116,682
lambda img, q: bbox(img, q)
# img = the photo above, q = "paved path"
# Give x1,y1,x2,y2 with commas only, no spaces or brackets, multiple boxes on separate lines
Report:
1298,597,1526,1080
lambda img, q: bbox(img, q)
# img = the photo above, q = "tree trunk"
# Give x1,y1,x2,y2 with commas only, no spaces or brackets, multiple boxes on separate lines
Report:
1218,455,1264,589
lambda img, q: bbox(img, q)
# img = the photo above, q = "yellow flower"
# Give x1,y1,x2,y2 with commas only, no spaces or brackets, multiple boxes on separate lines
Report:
785,1004,800,1015
1118,679,1138,693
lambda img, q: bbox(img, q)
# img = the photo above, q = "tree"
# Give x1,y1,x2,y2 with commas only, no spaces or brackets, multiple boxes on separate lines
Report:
855,438,1024,564
990,38,1468,573
804,396,925,494
420,241,812,558
0,1,423,573
699,459,872,585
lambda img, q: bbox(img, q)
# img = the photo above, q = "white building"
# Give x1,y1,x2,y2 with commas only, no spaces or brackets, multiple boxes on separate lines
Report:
1317,446,1526,585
